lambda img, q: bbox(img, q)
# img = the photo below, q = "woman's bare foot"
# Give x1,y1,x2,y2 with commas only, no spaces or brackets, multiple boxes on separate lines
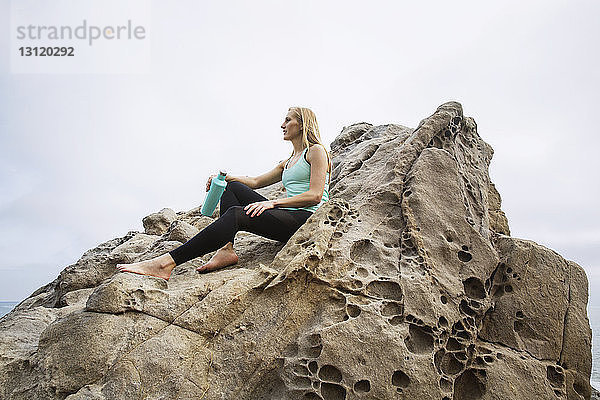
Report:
116,253,176,281
196,242,239,273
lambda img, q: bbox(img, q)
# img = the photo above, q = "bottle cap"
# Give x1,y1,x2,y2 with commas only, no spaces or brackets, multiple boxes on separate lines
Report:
218,171,227,179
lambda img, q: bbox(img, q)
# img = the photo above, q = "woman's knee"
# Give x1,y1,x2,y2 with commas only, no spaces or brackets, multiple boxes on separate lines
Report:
223,205,244,216
225,181,250,193
222,205,248,223
222,206,251,230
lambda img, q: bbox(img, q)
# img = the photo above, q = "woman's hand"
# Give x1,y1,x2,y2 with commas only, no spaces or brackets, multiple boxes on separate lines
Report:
206,174,217,192
244,200,276,217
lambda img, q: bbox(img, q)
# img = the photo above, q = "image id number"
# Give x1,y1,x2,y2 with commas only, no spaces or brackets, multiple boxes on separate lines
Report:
19,47,75,56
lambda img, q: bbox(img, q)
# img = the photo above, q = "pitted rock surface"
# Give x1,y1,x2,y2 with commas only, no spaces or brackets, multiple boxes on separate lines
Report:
0,102,592,400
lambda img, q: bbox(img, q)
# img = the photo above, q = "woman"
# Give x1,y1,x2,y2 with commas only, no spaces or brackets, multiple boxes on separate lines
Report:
117,107,331,280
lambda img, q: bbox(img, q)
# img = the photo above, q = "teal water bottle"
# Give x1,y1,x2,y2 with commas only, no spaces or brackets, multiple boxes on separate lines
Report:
201,171,228,216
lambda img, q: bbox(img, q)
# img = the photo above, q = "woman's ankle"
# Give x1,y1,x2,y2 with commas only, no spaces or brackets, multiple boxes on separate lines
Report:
158,253,176,270
221,242,234,251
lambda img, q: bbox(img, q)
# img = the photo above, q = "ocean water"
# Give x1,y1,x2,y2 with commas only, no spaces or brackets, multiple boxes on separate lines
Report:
0,301,18,318
590,306,600,389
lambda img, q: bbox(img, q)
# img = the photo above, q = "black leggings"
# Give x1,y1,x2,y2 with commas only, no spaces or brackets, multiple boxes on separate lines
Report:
168,181,313,266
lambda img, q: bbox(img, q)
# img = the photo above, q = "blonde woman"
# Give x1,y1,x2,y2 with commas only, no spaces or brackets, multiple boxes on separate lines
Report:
117,107,331,280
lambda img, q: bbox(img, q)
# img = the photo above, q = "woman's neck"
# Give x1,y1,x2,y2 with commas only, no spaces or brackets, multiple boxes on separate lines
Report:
291,137,306,155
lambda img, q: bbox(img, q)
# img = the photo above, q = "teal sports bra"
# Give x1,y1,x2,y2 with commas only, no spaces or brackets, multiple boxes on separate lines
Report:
280,147,330,213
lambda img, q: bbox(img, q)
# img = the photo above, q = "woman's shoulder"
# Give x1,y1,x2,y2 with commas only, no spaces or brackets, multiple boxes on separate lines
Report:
307,143,327,157
308,143,326,150
306,144,329,172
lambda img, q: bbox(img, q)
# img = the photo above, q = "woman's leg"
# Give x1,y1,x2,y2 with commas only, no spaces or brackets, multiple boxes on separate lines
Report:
168,206,313,267
194,181,269,272
217,181,313,243
169,181,271,268
117,181,267,279
220,181,269,216
117,181,313,278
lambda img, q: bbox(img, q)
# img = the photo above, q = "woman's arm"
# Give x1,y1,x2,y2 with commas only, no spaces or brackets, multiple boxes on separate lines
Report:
272,144,328,208
226,160,286,189
223,175,256,188
243,145,329,217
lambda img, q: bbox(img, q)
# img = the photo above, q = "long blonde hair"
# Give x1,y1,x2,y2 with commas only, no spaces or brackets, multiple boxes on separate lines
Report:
287,107,332,185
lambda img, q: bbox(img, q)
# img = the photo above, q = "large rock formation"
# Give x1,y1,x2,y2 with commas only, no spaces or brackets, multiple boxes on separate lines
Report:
0,102,592,399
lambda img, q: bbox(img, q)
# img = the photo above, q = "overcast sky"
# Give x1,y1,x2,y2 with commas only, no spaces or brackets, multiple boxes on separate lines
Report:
1,0,599,307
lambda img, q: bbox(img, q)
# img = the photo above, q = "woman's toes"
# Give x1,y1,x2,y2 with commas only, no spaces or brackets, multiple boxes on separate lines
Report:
196,265,209,273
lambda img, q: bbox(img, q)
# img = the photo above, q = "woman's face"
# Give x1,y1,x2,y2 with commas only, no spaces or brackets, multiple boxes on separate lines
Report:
281,111,301,141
